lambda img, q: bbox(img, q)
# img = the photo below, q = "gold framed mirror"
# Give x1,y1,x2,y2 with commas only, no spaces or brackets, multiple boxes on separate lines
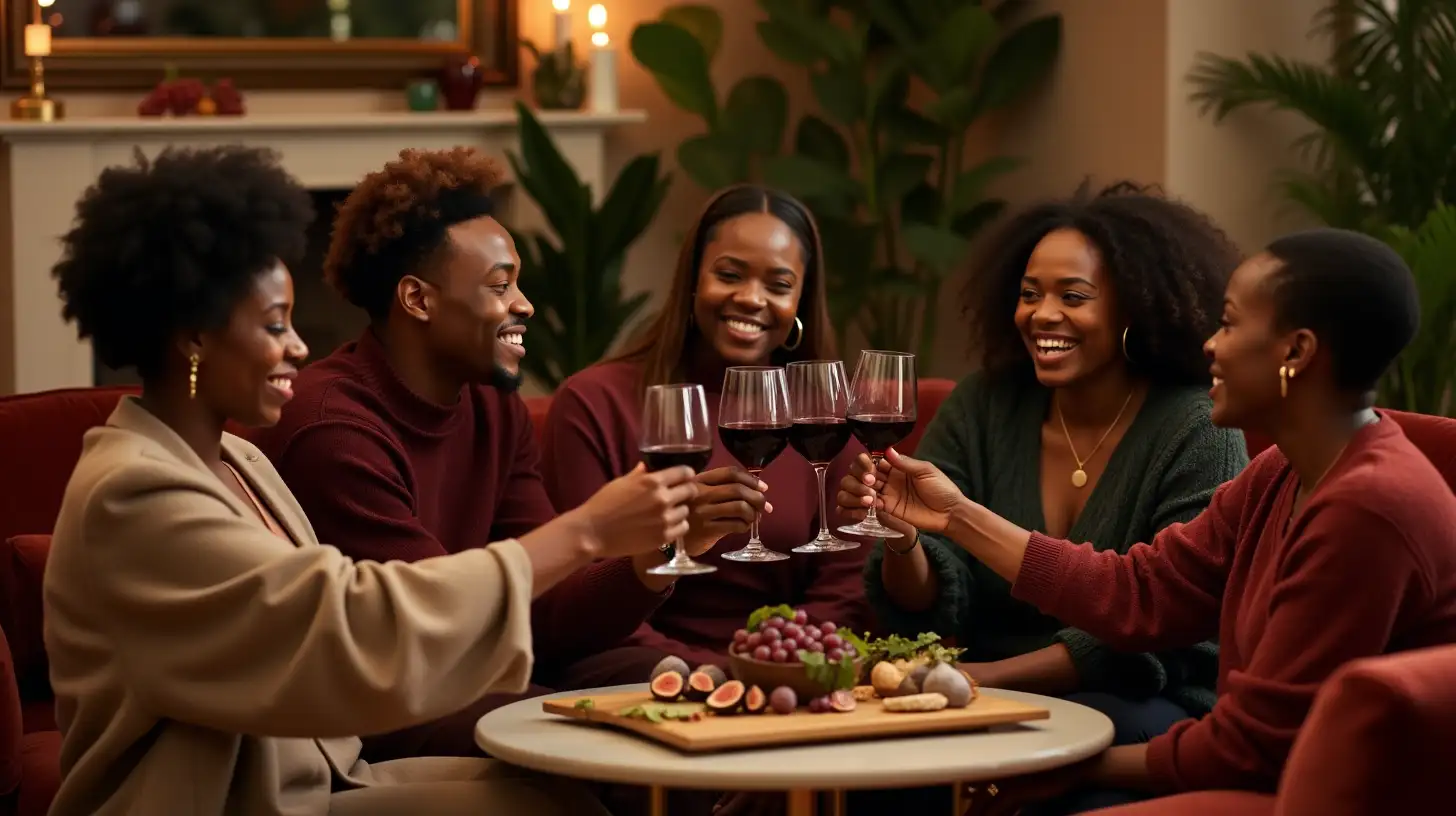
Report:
2,0,518,90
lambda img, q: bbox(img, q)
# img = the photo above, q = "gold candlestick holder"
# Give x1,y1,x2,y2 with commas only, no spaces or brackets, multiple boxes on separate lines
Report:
10,2,62,121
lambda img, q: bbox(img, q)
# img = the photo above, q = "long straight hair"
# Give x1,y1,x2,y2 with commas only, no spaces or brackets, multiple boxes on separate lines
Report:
609,185,837,386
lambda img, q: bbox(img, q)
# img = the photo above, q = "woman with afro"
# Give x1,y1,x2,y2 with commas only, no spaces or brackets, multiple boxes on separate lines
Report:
40,145,691,814
843,182,1249,811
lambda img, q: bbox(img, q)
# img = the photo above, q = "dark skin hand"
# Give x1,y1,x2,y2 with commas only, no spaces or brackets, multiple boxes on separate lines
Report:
684,466,773,556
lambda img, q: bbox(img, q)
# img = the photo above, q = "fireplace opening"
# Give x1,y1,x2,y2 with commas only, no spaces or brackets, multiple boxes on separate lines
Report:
94,188,366,386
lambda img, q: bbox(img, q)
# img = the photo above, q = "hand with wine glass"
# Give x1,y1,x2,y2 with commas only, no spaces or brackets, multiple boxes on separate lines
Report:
639,383,719,576
680,467,772,556
838,447,967,535
785,359,858,553
718,366,792,562
837,350,918,540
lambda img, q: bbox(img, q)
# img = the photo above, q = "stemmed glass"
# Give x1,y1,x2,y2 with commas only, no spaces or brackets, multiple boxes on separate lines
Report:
717,367,791,563
640,383,717,576
786,360,859,553
838,350,918,540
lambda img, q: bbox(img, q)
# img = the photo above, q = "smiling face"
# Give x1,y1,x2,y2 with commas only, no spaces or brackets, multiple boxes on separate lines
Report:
413,215,532,391
691,211,807,367
194,262,309,427
1205,253,1296,429
1014,227,1123,389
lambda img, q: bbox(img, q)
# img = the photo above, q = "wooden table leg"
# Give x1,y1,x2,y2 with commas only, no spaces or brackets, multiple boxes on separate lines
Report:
648,785,667,816
825,789,846,816
786,789,817,816
952,781,965,815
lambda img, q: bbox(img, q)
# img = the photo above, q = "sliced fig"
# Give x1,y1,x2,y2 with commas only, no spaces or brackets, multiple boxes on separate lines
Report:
743,684,767,714
650,670,685,701
706,679,746,714
650,655,690,682
695,664,728,687
684,669,718,701
829,689,857,713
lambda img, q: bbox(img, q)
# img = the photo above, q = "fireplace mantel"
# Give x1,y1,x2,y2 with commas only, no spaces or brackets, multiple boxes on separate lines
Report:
0,109,646,394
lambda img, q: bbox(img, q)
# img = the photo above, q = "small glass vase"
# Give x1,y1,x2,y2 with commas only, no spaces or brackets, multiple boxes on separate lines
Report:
531,47,586,110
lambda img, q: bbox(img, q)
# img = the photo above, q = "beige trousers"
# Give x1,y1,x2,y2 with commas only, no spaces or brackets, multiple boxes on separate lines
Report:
331,756,610,815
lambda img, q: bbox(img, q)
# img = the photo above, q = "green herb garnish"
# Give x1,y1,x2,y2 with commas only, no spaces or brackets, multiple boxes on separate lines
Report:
745,604,797,633
573,698,595,710
617,701,704,723
799,649,858,692
858,632,963,667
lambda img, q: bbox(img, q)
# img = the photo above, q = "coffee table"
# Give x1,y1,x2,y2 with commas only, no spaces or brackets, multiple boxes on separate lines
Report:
477,683,1114,815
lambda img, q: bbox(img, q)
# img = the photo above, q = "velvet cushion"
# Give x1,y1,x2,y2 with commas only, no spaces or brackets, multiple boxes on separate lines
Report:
14,730,59,816
0,625,23,797
0,537,49,706
902,378,956,457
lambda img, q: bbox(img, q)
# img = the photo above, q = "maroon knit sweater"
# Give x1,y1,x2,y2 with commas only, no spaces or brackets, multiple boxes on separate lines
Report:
542,359,872,670
1013,416,1456,793
248,330,672,669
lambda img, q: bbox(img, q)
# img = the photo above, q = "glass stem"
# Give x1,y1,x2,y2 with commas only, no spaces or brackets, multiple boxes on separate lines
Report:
814,464,831,538
746,468,765,552
864,454,884,525
669,537,690,565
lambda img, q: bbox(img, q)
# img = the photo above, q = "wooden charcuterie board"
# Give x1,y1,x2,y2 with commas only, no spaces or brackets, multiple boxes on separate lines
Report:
542,689,1050,753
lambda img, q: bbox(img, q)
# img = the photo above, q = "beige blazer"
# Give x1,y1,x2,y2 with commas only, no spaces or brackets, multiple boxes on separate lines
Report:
43,397,538,815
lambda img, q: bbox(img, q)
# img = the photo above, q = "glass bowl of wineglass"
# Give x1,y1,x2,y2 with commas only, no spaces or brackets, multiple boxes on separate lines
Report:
786,360,858,553
838,350,917,540
640,383,717,576
718,366,791,563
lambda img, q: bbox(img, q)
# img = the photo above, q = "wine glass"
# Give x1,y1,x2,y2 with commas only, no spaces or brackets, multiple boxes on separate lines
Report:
838,350,918,540
717,367,791,563
640,383,717,576
786,360,858,553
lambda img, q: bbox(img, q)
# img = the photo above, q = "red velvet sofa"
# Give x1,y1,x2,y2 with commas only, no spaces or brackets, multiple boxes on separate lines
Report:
0,379,956,815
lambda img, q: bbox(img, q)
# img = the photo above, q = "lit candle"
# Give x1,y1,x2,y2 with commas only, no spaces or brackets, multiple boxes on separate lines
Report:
588,4,617,113
553,0,571,51
23,23,50,58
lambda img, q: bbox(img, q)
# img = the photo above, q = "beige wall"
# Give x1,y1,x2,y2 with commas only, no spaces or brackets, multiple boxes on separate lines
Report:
26,0,1329,387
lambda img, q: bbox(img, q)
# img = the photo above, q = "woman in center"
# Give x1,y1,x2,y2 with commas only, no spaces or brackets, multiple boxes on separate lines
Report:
856,182,1249,746
541,185,870,687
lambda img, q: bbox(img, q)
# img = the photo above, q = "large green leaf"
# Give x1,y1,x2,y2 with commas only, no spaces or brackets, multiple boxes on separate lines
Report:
902,221,968,272
812,63,867,125
593,153,668,265
794,115,851,171
876,152,933,209
969,14,1062,117
924,86,978,127
756,18,823,65
948,156,1024,217
762,154,862,201
758,0,859,65
631,22,718,125
660,4,724,63
507,102,589,248
677,135,746,190
884,107,948,146
951,199,1007,240
924,4,997,90
724,76,790,157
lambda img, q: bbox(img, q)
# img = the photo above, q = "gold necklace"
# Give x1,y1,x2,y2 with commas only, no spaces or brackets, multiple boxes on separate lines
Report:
1056,390,1135,489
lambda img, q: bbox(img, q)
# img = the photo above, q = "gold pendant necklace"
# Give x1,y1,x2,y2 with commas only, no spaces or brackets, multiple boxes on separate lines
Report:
1056,390,1135,489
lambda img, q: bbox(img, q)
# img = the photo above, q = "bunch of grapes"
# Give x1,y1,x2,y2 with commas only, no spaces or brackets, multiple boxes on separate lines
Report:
137,78,244,117
730,608,855,664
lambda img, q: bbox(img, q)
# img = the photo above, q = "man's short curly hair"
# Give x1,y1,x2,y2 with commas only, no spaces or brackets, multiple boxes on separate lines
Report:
964,181,1241,386
324,147,504,320
52,146,313,380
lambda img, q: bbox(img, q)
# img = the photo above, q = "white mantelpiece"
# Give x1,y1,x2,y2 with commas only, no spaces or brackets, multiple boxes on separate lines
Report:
0,109,646,394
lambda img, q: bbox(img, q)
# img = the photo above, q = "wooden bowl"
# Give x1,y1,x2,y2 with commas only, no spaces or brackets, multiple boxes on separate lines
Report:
726,651,865,700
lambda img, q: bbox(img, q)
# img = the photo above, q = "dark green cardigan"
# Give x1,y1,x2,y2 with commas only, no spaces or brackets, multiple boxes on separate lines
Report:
864,373,1248,715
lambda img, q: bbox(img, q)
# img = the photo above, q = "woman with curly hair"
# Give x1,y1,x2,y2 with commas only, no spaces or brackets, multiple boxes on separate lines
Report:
43,146,695,814
846,182,1249,762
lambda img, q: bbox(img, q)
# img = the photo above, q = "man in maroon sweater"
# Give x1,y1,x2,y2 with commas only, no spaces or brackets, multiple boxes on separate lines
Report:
249,148,698,761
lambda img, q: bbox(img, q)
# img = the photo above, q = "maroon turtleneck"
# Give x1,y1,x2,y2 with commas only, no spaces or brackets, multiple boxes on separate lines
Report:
248,329,672,669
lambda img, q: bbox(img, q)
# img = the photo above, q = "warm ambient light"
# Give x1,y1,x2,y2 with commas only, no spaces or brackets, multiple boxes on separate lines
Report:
37,0,56,8
588,4,606,28
552,0,570,11
591,30,609,47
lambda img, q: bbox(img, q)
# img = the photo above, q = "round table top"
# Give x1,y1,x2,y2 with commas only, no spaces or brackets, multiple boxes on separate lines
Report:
477,684,1114,791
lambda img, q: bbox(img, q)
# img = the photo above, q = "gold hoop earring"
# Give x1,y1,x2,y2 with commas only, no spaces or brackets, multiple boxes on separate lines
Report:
188,353,200,400
781,316,804,351
1121,327,1132,362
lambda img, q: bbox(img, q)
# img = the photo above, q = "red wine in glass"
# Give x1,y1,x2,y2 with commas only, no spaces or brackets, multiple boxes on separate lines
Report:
719,367,791,563
640,444,713,473
718,422,790,471
789,417,851,465
846,414,916,455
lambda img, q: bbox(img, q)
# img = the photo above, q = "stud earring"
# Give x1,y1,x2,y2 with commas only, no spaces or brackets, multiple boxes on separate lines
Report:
189,354,200,400
1279,365,1296,399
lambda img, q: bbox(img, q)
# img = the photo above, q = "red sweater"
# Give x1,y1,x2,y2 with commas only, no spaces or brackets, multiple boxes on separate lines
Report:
248,330,671,668
1013,416,1456,793
542,359,872,669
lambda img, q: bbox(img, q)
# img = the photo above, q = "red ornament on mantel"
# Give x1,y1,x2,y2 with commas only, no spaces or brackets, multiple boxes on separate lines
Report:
137,77,246,117
439,55,484,111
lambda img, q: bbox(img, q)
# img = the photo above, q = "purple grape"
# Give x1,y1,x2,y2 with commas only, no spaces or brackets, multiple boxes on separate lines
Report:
770,648,789,663
820,621,837,634
793,609,809,626
753,645,771,661
822,633,843,650
782,623,803,641
826,648,845,662
805,641,824,653
761,627,782,643
808,696,825,713
765,616,786,630
733,628,749,644
769,686,797,714
801,625,821,641
780,638,798,653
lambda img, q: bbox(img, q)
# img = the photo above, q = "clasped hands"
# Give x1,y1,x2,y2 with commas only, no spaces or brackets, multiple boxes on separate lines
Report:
835,447,965,536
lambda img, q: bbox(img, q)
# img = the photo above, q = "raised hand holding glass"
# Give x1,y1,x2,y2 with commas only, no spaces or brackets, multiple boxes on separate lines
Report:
640,383,717,576
838,350,917,540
